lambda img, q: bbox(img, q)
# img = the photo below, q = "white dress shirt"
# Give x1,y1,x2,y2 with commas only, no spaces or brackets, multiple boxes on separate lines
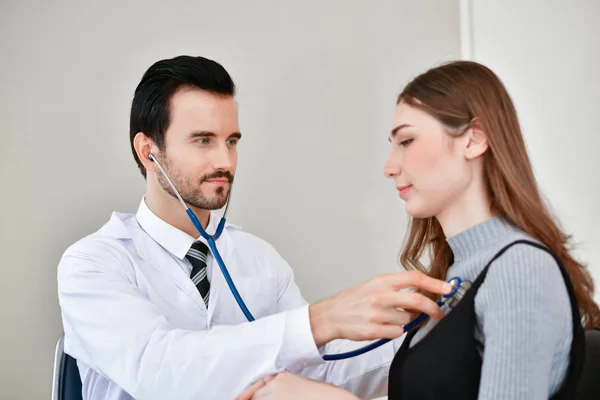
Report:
57,198,401,400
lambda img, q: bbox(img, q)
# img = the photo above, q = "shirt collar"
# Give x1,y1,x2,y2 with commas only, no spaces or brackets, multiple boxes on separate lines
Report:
135,197,227,260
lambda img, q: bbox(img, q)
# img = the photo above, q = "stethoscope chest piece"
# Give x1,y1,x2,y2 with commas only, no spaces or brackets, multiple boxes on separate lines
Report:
445,278,472,309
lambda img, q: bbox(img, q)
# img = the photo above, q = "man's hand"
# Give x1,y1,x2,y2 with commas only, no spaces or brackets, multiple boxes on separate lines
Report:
236,371,358,400
309,271,452,345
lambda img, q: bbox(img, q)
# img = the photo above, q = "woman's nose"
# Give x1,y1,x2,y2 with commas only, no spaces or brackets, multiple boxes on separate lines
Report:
384,151,402,178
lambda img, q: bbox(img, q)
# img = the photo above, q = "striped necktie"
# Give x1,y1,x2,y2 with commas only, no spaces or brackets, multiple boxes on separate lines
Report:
186,241,211,307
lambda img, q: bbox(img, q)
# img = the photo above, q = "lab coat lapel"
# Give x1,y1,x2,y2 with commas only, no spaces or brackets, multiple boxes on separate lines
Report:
124,216,208,314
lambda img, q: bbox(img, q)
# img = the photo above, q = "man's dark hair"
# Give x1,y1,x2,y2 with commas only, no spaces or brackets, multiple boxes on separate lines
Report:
130,55,236,178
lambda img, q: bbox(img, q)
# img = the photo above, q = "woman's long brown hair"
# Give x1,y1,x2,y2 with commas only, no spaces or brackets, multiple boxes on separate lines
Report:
397,61,600,329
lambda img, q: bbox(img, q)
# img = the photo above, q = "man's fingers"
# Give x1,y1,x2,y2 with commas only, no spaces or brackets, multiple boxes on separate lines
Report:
388,271,452,295
251,376,280,400
373,324,406,339
236,379,267,400
381,292,444,320
371,308,413,326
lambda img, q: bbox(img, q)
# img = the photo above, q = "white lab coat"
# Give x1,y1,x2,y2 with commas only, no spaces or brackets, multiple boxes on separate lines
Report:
57,199,401,400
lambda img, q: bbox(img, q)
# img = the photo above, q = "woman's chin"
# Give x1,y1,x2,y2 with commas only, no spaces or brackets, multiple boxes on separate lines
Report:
404,201,435,219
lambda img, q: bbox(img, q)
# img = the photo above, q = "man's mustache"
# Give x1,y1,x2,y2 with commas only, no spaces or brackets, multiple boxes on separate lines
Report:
201,171,234,183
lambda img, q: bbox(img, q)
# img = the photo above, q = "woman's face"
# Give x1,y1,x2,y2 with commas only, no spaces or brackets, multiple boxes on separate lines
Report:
384,102,474,219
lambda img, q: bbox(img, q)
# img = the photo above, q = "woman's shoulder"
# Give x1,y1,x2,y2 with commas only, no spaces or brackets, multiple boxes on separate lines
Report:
494,232,558,271
476,230,572,319
482,223,561,276
486,230,565,287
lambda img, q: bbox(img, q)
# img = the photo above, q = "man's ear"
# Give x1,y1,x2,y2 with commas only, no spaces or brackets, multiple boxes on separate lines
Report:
464,119,488,160
133,132,155,172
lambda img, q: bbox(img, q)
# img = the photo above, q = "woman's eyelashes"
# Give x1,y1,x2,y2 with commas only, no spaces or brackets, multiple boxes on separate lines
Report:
400,138,414,147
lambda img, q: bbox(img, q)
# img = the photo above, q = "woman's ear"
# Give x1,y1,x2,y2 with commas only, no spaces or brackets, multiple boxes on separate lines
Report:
464,119,488,160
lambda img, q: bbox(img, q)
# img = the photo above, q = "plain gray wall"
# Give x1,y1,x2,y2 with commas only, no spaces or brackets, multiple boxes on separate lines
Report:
0,1,460,398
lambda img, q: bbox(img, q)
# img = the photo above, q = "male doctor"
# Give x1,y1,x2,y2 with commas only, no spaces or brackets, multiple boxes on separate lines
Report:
57,55,451,400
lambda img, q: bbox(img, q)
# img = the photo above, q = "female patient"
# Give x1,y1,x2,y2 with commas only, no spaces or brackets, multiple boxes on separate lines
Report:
238,61,600,399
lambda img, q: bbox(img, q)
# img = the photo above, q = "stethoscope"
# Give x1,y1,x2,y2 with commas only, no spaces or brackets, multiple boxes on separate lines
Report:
150,153,472,361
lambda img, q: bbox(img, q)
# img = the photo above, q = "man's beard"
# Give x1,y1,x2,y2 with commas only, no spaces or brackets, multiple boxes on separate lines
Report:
157,156,234,210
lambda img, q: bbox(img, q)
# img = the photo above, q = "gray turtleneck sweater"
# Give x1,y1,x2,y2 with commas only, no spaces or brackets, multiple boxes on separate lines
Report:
409,217,572,399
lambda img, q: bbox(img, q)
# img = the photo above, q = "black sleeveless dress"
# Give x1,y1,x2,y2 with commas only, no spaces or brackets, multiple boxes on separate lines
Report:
387,240,585,399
